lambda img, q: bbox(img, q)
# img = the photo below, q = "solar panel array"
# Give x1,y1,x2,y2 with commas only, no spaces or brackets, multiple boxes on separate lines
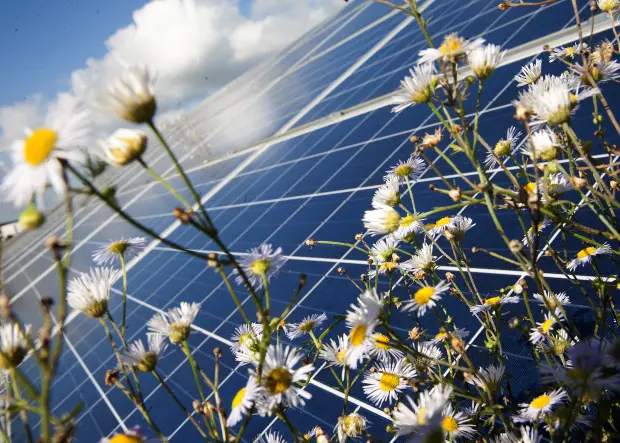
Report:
3,0,619,441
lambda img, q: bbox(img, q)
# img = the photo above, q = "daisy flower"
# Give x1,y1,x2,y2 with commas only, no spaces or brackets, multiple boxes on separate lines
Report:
427,327,470,346
533,291,570,316
393,213,425,242
515,60,543,87
319,334,350,377
1,94,88,208
284,313,327,340
362,206,401,236
92,237,147,265
262,344,313,409
426,216,454,237
549,43,587,63
236,244,287,289
485,126,521,169
529,314,557,345
120,333,167,372
447,215,475,241
385,156,426,184
0,323,32,369
100,128,148,167
392,64,437,112
574,60,620,84
402,281,450,316
336,413,367,443
516,388,567,422
410,342,444,371
536,328,576,356
401,243,437,273
67,267,120,318
421,127,442,148
98,65,156,123
466,364,504,393
226,376,261,427
441,404,476,439
147,302,200,343
392,385,453,439
370,237,400,263
255,431,286,443
418,33,485,64
522,218,551,246
372,176,400,208
345,289,382,368
522,128,561,161
230,323,263,365
362,360,417,406
367,332,404,362
542,173,573,199
469,43,505,80
567,243,612,271
470,294,519,315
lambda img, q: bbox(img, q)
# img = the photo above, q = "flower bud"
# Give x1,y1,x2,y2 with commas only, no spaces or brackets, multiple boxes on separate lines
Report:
19,203,45,230
448,188,462,202
102,129,147,166
306,239,316,248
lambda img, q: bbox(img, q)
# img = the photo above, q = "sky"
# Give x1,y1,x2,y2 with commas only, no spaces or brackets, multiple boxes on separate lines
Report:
0,0,345,222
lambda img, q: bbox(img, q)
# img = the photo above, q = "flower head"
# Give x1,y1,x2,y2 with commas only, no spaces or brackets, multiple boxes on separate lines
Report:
319,334,350,377
523,128,561,161
345,289,382,368
466,364,505,393
261,344,313,409
400,243,436,273
533,291,570,316
421,128,442,148
362,360,417,405
393,213,425,242
120,333,167,372
470,294,519,315
363,206,401,235
255,431,286,443
1,95,89,208
549,43,587,63
284,313,327,340
367,332,404,362
101,129,148,166
392,385,453,439
68,267,120,318
0,323,32,369
92,237,147,265
392,64,437,112
336,413,367,443
529,314,557,345
522,218,551,247
99,65,156,123
370,237,400,263
236,244,286,289
385,156,426,184
230,323,263,365
469,43,505,79
418,33,485,64
441,404,476,439
372,176,400,208
598,0,620,12
516,388,567,422
485,126,521,169
567,243,612,271
402,281,450,316
101,428,145,443
147,302,200,343
515,60,543,87
227,376,262,427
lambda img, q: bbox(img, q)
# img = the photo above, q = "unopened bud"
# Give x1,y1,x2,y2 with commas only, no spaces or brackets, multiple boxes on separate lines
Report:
305,239,316,248
610,180,618,190
193,400,202,412
453,124,463,135
498,2,509,10
101,186,119,207
45,236,66,250
337,267,346,275
105,369,119,387
40,297,54,311
173,208,192,224
102,129,147,166
451,336,465,354
409,135,419,144
19,204,45,231
445,272,455,283
207,252,219,268
0,296,10,318
354,233,364,242
509,239,523,253
300,273,307,285
518,279,528,290
361,274,368,283
448,188,461,202
213,347,222,358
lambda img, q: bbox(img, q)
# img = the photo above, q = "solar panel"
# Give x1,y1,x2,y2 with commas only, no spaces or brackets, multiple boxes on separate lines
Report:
2,0,619,441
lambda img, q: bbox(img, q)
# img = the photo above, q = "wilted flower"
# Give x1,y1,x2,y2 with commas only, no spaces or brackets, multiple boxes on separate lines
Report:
336,413,367,443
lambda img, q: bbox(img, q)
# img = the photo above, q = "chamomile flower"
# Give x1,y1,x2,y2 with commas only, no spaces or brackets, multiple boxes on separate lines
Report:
284,313,327,340
393,213,425,242
262,344,314,409
363,206,401,235
226,376,261,427
401,243,436,273
522,218,551,246
392,64,437,112
427,216,454,237
1,94,89,208
92,237,147,265
362,360,416,406
529,314,557,345
319,334,350,377
98,65,156,123
368,332,404,362
533,291,570,316
372,176,400,208
410,342,444,371
516,388,567,422
574,60,620,84
147,302,200,343
0,323,32,369
392,385,453,440
566,243,612,271
466,364,505,393
485,126,521,169
402,281,450,316
230,323,263,365
469,43,505,80
427,327,470,346
255,431,286,443
522,128,561,161
370,237,400,263
441,404,476,439
336,413,367,443
345,289,382,368
418,33,485,64
236,244,286,289
549,43,587,63
470,294,519,315
447,215,475,241
67,267,120,318
120,333,167,372
385,156,426,184
515,60,543,87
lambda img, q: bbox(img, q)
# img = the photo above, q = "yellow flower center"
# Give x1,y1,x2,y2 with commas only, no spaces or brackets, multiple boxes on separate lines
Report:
374,333,391,350
342,415,363,435
484,296,502,305
414,287,435,305
435,332,448,341
439,36,463,55
250,259,271,275
238,333,255,348
494,140,511,156
416,407,428,425
109,435,142,443
524,182,537,194
565,47,575,55
108,241,129,255
299,320,316,332
265,367,292,394
400,215,415,227
24,129,58,166
384,210,401,232
379,262,398,272
394,164,413,177
577,247,597,259
350,324,368,347
530,394,551,410
336,349,348,363
378,373,400,392
441,416,459,433
232,387,246,408
541,318,554,333
434,217,452,228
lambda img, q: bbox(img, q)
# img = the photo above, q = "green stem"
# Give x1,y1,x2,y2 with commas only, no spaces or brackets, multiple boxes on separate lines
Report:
182,341,206,402
120,254,128,337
